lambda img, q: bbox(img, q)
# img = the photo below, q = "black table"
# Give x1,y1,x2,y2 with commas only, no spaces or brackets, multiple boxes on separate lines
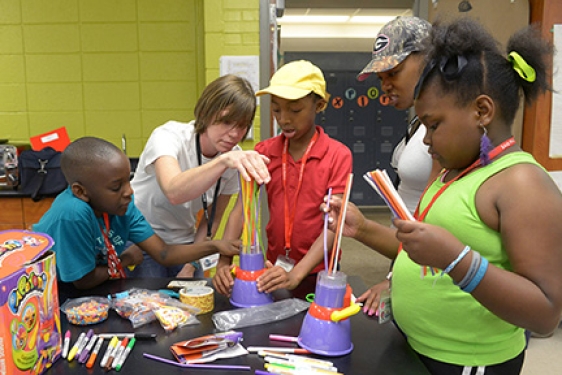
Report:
45,277,429,375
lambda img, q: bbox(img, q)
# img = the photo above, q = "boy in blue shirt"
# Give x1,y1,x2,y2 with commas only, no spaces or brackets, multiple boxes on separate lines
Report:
34,136,240,289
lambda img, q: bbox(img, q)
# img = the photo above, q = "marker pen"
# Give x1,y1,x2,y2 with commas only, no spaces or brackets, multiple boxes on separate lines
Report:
61,330,71,359
247,346,311,354
111,338,129,369
105,338,123,370
86,336,104,369
259,351,335,369
67,332,86,361
264,356,338,372
100,336,119,368
76,329,94,358
115,337,135,371
78,334,97,363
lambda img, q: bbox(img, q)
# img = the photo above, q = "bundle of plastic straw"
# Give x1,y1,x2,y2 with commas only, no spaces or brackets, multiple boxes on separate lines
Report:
239,177,263,254
363,169,414,221
328,173,353,274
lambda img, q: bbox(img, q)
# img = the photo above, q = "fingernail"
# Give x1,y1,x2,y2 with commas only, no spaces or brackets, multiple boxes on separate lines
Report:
363,306,368,313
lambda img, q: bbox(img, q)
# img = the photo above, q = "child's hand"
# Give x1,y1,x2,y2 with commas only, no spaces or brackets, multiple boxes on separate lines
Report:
356,279,390,317
256,261,296,293
321,195,365,239
214,239,242,257
212,264,236,297
220,150,271,184
119,244,144,267
393,218,463,270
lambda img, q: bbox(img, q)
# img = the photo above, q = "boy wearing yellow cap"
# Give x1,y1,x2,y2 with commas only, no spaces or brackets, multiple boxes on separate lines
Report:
213,60,352,297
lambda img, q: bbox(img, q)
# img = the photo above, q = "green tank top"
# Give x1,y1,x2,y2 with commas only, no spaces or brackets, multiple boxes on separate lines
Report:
392,152,540,366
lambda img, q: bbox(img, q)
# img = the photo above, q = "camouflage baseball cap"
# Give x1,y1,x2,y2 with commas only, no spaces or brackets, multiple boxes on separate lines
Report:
357,16,431,81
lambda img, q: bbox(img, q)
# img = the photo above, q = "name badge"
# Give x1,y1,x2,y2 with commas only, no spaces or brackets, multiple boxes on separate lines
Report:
275,255,295,272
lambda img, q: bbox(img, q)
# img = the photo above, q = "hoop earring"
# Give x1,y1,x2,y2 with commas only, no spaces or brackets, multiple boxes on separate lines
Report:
480,124,492,166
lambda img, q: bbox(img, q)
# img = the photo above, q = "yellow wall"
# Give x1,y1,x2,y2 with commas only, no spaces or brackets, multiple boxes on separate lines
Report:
0,0,259,155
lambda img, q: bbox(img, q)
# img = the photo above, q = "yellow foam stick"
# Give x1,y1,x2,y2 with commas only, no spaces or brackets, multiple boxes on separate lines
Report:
331,303,361,322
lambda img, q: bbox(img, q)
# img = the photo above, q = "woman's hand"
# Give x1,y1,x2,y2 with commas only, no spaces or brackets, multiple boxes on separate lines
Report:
220,150,271,184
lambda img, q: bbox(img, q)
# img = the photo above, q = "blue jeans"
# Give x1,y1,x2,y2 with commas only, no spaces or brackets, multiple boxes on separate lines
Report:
126,245,203,278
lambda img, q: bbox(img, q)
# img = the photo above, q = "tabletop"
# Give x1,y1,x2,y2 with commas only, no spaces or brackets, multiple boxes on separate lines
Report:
44,276,429,375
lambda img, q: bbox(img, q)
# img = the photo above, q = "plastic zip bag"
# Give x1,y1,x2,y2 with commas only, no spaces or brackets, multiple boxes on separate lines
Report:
212,298,309,331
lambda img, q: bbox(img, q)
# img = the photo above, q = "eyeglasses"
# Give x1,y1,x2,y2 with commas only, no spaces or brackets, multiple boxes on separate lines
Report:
414,55,468,99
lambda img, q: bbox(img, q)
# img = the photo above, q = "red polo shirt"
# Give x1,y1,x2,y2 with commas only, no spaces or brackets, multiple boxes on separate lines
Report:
255,126,353,274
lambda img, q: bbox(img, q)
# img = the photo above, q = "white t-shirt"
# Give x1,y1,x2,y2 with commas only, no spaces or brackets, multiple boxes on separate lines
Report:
391,125,433,214
131,120,240,244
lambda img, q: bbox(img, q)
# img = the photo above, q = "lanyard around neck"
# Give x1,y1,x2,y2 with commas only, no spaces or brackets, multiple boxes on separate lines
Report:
282,130,319,254
101,212,126,279
195,134,221,239
414,136,516,222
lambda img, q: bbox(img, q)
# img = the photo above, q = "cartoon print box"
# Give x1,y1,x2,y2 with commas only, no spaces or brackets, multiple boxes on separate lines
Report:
0,230,61,375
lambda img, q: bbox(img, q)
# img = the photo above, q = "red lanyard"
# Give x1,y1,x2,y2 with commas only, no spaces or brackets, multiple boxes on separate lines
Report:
282,130,319,255
100,212,126,279
414,137,516,221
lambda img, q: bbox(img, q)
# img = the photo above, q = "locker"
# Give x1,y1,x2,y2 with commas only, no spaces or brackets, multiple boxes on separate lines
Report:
284,52,409,206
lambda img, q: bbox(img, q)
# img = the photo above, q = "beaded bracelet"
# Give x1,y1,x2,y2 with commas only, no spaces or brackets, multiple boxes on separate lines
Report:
455,250,481,289
441,245,471,277
462,257,489,293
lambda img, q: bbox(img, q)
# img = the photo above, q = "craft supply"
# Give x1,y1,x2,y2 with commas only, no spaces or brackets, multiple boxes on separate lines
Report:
76,329,94,358
143,353,252,370
67,332,85,361
269,334,298,343
100,336,119,368
86,336,104,369
265,362,343,375
61,330,71,358
111,337,129,369
179,286,214,314
78,332,97,363
61,296,110,325
105,338,123,370
255,371,271,375
328,173,353,274
259,351,334,368
97,332,157,340
323,187,332,271
115,337,136,371
167,280,208,289
247,347,311,354
264,356,338,372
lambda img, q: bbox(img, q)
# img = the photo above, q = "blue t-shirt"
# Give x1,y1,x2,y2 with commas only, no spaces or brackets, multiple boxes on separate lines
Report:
33,187,154,282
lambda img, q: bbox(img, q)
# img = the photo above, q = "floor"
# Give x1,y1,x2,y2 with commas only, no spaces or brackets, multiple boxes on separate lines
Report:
339,207,562,375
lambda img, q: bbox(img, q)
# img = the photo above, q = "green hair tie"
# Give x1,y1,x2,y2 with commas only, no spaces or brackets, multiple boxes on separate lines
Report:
508,51,536,82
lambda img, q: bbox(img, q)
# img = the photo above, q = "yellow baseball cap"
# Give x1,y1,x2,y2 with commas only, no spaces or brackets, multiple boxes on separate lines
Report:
256,60,330,102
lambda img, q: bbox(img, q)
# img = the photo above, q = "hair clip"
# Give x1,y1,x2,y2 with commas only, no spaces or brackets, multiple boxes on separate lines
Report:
413,55,468,99
508,51,536,83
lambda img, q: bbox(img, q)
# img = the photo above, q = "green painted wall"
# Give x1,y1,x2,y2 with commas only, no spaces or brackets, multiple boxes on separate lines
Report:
0,0,259,155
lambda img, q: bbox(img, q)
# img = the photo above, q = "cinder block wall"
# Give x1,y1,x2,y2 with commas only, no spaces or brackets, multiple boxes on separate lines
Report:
0,0,260,155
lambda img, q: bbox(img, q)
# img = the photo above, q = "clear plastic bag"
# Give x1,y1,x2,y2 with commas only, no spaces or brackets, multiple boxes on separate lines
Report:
109,288,200,329
212,298,310,331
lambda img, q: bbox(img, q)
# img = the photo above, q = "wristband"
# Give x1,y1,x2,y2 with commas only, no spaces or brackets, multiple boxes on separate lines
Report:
462,256,489,293
441,245,471,277
455,250,481,289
